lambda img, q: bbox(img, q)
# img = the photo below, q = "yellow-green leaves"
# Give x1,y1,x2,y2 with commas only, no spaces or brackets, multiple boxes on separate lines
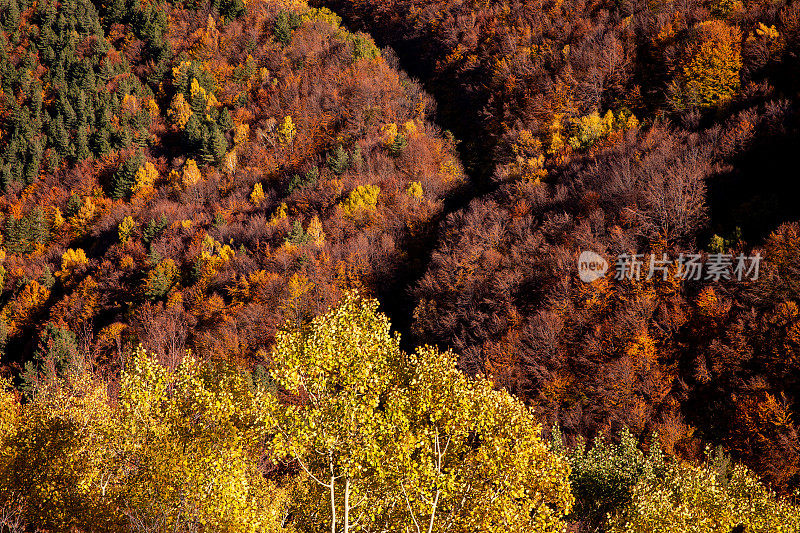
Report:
118,346,290,532
387,346,574,532
0,379,124,532
606,450,800,533
267,291,573,532
0,346,292,532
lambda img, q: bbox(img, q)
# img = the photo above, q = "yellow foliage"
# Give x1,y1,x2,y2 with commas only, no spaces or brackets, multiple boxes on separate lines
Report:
548,114,566,155
306,215,325,246
74,275,99,323
3,280,49,334
144,259,178,300
672,21,742,109
0,382,123,531
70,196,97,228
403,119,418,136
710,0,742,18
406,180,423,199
190,77,205,101
277,116,296,144
302,6,342,27
340,184,380,217
267,292,574,532
121,93,138,115
197,235,235,278
52,207,64,228
132,161,158,194
118,347,293,531
507,129,547,181
0,377,18,443
270,202,288,224
0,346,294,531
146,97,160,118
755,22,779,40
222,150,238,174
250,182,265,205
168,169,181,189
97,322,127,349
166,291,183,308
567,109,638,150
171,60,192,81
607,456,800,532
382,122,398,146
182,159,201,188
439,157,462,180
233,123,250,145
167,92,193,128
118,216,136,243
59,248,88,278
279,273,315,324
119,254,136,270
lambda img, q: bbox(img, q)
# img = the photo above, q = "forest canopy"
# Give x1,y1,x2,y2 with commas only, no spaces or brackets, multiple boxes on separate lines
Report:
2,0,800,529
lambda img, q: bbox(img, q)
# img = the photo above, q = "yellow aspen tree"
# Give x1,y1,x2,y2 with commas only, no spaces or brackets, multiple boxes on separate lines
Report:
167,92,193,128
607,453,800,532
306,215,326,246
182,159,201,188
118,216,136,243
132,161,158,194
278,116,296,144
0,380,124,531
265,292,573,533
250,182,265,205
118,347,293,532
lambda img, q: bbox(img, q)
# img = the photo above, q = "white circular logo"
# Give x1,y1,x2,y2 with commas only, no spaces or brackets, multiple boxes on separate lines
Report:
578,251,608,283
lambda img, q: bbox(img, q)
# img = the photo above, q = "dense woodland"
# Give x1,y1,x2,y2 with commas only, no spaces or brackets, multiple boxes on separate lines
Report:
324,0,800,493
0,0,799,530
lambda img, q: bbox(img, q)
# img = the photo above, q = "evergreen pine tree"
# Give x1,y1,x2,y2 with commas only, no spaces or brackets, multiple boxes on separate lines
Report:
112,152,144,199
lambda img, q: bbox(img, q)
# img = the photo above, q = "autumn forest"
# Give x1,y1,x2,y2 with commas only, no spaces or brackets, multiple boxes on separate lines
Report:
0,0,799,530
